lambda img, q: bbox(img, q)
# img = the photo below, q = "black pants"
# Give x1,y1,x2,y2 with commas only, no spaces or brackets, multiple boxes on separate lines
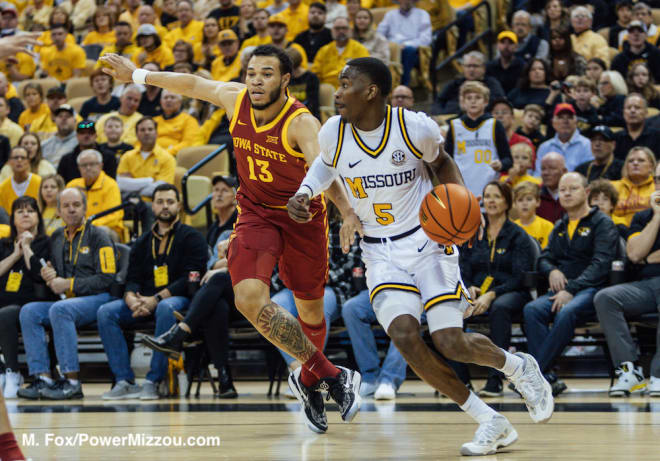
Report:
0,304,22,370
185,272,237,371
487,290,531,379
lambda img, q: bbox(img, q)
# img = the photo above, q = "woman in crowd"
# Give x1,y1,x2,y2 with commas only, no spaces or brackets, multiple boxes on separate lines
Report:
353,8,390,64
17,83,49,131
459,181,534,397
36,7,75,50
594,70,627,127
82,6,116,48
235,0,257,42
0,196,51,399
612,146,657,225
38,174,65,236
508,58,552,109
585,57,607,85
548,24,586,82
194,18,221,70
165,40,196,73
540,0,569,41
0,146,42,215
346,0,361,25
626,62,660,109
0,133,55,183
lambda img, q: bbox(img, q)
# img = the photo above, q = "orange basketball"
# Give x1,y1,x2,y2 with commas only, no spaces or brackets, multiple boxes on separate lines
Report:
419,184,481,246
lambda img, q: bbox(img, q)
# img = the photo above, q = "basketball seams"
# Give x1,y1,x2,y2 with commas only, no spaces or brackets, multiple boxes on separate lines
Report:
421,195,463,244
421,184,481,245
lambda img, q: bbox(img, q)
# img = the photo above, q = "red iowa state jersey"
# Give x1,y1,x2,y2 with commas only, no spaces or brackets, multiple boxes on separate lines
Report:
229,88,323,211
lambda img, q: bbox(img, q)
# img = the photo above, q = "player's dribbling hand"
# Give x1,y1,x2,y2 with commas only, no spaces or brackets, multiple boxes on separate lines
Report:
287,193,312,223
100,53,138,83
340,210,364,254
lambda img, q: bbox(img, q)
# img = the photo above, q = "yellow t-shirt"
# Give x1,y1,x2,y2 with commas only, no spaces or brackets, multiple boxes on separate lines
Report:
567,219,579,240
163,20,204,49
153,112,202,156
278,4,309,41
132,45,175,69
500,173,542,188
0,52,36,80
35,31,76,52
39,44,87,82
611,177,655,226
311,39,370,87
82,30,117,48
96,43,140,68
240,34,272,50
211,54,242,82
515,215,555,249
18,103,50,130
193,43,221,65
117,145,176,184
0,224,9,238
42,206,64,236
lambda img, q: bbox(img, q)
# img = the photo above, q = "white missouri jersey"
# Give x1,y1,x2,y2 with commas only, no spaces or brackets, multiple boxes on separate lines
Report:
450,117,500,198
319,106,443,238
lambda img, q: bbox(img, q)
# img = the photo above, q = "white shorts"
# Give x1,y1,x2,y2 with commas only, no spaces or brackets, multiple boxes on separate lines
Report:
361,227,470,334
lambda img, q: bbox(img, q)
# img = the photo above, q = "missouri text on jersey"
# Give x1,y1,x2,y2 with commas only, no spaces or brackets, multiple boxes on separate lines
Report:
344,168,417,199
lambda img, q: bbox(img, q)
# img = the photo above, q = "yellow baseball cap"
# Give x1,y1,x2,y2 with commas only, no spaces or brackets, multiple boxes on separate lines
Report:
497,30,518,44
268,14,287,26
218,29,238,42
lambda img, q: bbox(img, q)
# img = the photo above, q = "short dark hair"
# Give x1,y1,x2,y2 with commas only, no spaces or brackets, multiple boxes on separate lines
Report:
489,97,513,113
9,196,44,241
309,2,326,12
135,116,157,133
115,21,132,30
153,183,180,201
251,44,293,77
346,57,392,96
50,23,67,32
588,178,619,205
483,180,513,211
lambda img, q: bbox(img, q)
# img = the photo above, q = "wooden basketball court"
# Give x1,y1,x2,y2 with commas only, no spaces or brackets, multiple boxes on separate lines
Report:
6,378,659,460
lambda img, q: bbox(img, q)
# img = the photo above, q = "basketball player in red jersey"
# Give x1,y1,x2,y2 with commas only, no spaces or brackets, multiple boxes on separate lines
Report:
101,46,362,433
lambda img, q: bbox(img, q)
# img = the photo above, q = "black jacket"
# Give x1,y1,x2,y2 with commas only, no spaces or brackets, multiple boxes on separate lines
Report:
611,41,660,84
125,221,208,298
0,134,9,169
628,209,660,279
486,56,526,95
459,219,534,296
444,113,513,171
597,94,625,128
515,34,542,62
57,144,118,183
206,209,237,247
435,77,505,114
538,207,618,294
0,235,54,305
7,97,24,123
612,123,660,161
575,157,624,182
294,28,333,62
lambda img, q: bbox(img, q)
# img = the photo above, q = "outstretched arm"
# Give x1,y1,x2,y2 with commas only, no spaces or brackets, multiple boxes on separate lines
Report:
0,33,41,59
100,53,244,117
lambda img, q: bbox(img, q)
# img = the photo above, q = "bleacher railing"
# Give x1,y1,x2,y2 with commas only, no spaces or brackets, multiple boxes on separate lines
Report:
181,143,229,230
430,0,494,101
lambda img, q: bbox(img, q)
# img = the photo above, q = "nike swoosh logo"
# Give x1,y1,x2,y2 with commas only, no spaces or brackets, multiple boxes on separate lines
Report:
348,160,362,168
237,120,246,125
417,241,428,252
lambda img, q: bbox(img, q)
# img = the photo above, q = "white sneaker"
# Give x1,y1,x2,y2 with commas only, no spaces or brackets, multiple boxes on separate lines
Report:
508,353,554,423
3,370,23,399
359,380,377,397
460,415,518,456
647,376,660,397
609,362,646,397
374,381,395,400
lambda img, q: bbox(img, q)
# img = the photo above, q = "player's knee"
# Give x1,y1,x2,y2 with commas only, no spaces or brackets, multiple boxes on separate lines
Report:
432,328,469,362
388,318,423,356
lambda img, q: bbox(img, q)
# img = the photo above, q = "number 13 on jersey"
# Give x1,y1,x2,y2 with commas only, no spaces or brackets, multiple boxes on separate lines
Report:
246,156,273,182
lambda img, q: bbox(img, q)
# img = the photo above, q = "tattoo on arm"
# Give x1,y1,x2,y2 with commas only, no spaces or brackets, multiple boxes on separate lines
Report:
256,302,316,362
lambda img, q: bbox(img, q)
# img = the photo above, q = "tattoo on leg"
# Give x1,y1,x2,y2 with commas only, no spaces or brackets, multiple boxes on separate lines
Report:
256,302,316,362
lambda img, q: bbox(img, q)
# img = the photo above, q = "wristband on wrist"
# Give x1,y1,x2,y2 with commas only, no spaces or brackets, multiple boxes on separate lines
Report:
132,68,149,85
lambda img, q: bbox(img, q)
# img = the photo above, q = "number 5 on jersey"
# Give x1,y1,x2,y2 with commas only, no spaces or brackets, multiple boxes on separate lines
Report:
374,203,395,225
246,156,273,182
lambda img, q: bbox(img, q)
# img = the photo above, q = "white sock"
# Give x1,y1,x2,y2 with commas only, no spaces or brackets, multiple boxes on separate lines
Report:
68,379,79,385
40,376,54,385
498,350,524,378
459,391,498,424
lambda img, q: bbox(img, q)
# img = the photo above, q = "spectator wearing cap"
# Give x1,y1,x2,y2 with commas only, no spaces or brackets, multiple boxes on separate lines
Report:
209,0,241,30
80,69,120,122
487,31,525,95
153,90,202,156
96,22,139,68
211,29,241,82
609,1,633,48
312,17,368,88
38,24,86,82
41,105,79,169
293,3,332,63
376,0,431,86
535,103,592,175
241,9,271,50
163,0,203,49
612,20,660,83
266,15,310,70
632,2,660,46
132,24,175,69
570,7,610,65
96,84,143,146
117,117,176,199
278,0,309,42
0,97,23,147
66,149,123,240
0,146,42,214
27,86,72,141
576,126,624,182
614,93,660,161
512,10,549,63
1,3,19,37
207,175,238,247
0,73,24,124
57,120,117,183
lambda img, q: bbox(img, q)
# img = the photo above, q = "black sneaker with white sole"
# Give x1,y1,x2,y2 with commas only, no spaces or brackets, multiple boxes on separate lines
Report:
320,366,361,423
287,367,328,433
17,377,53,400
41,379,84,400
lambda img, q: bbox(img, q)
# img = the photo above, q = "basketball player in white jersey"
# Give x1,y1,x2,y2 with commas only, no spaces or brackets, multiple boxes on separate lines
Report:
288,58,554,456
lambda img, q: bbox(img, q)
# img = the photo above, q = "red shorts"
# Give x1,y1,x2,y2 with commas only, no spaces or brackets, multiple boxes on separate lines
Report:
227,195,328,300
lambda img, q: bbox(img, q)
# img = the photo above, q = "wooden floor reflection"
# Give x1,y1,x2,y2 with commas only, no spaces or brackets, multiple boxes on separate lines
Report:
7,379,660,460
